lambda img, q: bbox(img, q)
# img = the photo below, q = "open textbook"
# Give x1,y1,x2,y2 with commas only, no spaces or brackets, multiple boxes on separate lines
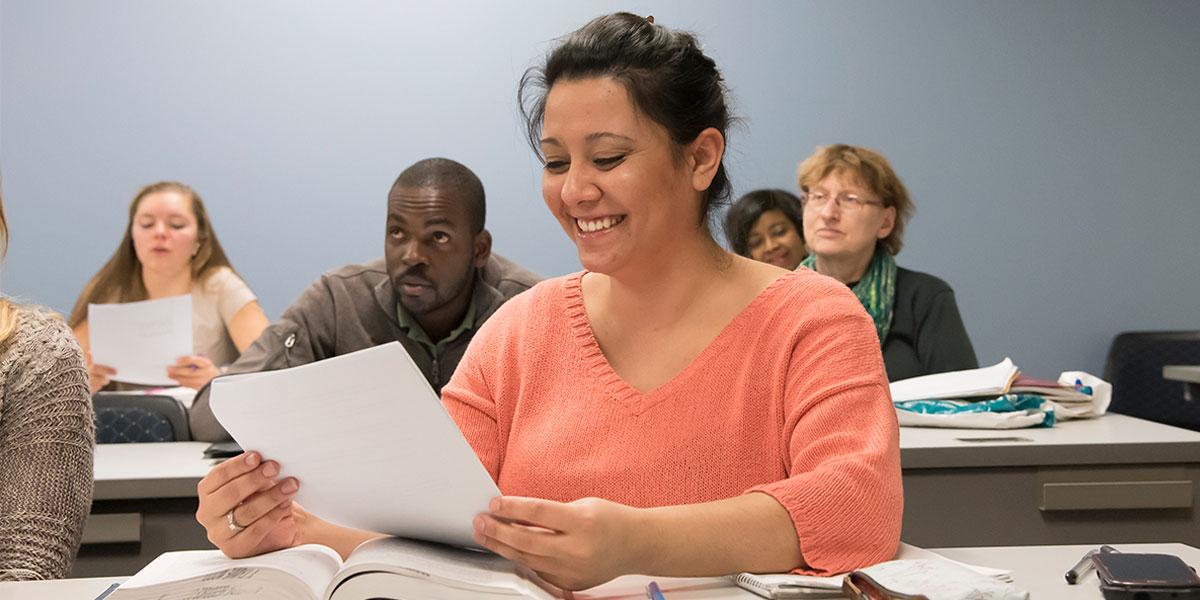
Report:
109,537,560,600
209,342,500,548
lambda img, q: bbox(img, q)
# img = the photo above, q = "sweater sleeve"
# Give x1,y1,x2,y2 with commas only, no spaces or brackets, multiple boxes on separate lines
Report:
0,312,95,581
749,301,903,575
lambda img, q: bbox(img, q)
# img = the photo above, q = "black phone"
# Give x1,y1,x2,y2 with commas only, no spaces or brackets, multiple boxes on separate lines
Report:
203,441,244,460
1094,553,1200,600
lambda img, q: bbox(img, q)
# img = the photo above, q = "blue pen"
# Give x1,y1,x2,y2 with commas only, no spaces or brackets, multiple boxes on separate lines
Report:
646,580,667,600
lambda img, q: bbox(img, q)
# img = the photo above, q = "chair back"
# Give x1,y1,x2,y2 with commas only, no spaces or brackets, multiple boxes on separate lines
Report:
93,393,192,443
1103,331,1200,431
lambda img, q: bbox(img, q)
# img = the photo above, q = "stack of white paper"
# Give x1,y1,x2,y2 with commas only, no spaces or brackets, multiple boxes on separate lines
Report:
889,358,1019,402
88,295,192,386
209,342,500,548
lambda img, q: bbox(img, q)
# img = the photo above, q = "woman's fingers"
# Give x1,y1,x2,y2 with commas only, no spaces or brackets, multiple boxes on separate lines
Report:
206,462,282,516
222,502,295,558
198,451,263,496
475,514,562,558
230,478,298,530
487,496,574,532
474,523,554,571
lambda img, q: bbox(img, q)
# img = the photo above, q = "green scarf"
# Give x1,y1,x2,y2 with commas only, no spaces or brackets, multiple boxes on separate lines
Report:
800,248,897,343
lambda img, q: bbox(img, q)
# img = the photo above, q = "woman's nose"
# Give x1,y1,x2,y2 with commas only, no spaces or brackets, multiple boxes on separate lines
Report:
560,166,600,205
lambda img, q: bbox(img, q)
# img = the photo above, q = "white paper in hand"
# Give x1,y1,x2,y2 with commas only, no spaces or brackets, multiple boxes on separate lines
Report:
209,342,500,548
88,295,193,386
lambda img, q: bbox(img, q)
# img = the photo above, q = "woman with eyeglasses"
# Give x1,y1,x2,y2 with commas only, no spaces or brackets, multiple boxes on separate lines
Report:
798,144,977,381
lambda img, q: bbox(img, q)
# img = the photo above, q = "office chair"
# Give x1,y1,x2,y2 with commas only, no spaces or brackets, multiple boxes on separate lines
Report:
1103,330,1200,432
93,393,192,443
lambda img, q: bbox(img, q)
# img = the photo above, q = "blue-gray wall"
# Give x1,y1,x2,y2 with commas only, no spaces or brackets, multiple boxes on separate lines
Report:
2,1,1198,377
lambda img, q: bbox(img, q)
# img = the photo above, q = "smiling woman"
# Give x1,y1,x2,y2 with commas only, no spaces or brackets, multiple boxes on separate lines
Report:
190,13,902,591
68,181,270,393
724,188,807,270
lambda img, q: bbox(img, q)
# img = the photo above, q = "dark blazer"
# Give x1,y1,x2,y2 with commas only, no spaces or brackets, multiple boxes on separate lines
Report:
882,267,978,381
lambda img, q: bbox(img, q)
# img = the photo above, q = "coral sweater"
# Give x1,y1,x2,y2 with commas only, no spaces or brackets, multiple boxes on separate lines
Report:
441,269,903,574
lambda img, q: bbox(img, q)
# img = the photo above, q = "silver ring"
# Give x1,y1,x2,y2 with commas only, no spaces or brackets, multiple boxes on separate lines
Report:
225,509,246,533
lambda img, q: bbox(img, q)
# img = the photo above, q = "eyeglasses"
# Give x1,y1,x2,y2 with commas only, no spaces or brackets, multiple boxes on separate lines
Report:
802,191,884,212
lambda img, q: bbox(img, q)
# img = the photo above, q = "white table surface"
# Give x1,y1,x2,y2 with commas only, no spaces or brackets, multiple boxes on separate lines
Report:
89,415,1200,501
900,413,1200,468
93,441,215,500
5,543,1199,599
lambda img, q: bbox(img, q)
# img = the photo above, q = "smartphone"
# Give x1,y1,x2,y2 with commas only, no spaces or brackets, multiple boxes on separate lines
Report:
1093,553,1200,588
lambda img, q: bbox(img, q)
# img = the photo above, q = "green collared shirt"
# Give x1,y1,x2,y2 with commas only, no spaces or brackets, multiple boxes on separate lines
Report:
396,300,477,358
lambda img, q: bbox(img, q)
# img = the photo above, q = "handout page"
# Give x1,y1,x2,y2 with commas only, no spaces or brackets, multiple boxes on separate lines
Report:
88,295,192,386
889,358,1019,403
210,342,501,548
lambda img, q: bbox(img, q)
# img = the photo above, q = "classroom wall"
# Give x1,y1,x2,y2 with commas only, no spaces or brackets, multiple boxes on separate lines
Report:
2,0,1198,377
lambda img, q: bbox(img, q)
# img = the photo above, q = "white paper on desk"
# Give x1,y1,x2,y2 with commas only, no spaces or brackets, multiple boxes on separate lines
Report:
88,295,192,386
209,342,500,548
890,358,1019,403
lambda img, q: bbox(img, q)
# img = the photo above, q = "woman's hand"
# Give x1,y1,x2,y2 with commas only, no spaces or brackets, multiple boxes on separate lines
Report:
85,352,116,395
168,355,221,389
473,496,643,591
195,451,304,558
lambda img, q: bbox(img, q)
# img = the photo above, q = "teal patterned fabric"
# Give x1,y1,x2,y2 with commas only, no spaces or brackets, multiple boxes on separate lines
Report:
894,394,1056,427
801,246,897,342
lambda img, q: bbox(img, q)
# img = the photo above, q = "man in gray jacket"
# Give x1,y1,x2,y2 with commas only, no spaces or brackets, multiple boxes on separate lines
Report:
189,158,540,441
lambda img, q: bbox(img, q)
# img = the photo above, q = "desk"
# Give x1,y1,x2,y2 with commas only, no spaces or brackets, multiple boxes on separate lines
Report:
899,414,1200,547
9,543,1200,599
77,442,216,578
1166,365,1200,401
78,415,1200,577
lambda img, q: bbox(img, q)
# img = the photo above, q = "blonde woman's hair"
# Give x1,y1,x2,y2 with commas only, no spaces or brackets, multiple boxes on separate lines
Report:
69,181,236,327
797,144,914,255
0,183,18,345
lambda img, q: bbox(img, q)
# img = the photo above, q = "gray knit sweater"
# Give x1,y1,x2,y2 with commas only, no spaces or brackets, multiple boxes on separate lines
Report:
0,307,94,581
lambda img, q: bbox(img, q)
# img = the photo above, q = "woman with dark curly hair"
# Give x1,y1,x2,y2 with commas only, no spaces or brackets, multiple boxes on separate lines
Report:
194,14,901,590
724,188,807,270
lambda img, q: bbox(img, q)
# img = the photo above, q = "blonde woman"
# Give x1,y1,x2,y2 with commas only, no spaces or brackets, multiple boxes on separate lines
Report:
70,182,269,393
0,184,95,580
798,144,977,380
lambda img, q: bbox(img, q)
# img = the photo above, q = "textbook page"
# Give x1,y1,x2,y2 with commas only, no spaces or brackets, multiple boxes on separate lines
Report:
329,537,559,599
112,545,341,600
88,295,192,386
889,358,1019,402
210,342,501,548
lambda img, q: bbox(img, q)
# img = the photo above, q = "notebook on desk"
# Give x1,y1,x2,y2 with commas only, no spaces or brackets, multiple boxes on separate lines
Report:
733,543,1014,599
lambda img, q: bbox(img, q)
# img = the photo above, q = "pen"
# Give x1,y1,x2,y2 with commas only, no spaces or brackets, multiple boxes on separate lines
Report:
94,582,120,600
645,580,667,600
1065,545,1118,584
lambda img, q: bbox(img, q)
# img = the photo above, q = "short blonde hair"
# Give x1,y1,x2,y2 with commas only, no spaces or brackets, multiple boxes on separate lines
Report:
797,144,914,255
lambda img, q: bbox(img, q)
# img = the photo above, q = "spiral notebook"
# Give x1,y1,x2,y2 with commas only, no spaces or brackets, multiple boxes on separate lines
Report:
733,544,1012,599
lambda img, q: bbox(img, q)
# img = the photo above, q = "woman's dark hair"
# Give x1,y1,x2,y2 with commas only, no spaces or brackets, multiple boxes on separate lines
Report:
723,189,805,256
519,12,733,228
